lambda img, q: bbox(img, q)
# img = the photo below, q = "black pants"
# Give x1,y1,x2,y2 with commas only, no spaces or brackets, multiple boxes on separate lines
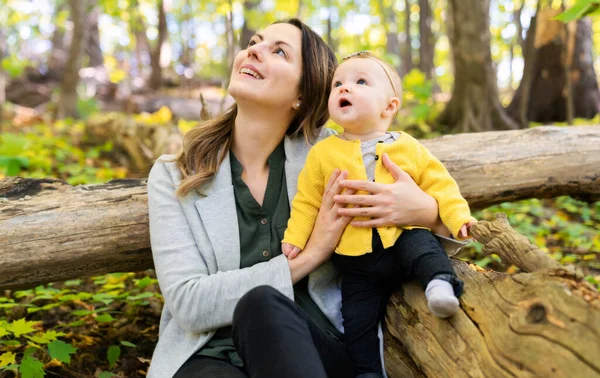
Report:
174,286,354,378
332,229,464,376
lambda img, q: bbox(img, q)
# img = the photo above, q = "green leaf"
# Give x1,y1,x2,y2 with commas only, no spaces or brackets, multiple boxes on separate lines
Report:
120,340,137,348
8,319,38,338
554,0,597,22
19,356,45,378
127,292,154,301
107,345,120,369
48,340,77,364
98,372,117,378
96,314,116,323
64,279,82,286
0,156,29,176
135,276,153,289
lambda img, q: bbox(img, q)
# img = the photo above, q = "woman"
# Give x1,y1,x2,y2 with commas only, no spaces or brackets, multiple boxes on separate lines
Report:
147,18,452,378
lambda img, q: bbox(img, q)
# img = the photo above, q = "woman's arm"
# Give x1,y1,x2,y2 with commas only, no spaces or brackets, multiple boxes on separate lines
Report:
335,153,450,236
148,159,295,334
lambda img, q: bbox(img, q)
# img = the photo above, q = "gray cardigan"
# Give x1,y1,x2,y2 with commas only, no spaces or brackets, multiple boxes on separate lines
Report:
146,129,465,377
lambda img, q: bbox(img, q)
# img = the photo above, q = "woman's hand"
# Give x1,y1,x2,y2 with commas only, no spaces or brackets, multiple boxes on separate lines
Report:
288,169,355,283
334,153,449,235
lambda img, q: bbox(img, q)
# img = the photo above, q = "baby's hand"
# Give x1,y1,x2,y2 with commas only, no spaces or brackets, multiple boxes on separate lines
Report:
282,242,302,260
459,220,477,239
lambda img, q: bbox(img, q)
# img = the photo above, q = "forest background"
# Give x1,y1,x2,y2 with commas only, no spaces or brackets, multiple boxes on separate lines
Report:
0,0,599,376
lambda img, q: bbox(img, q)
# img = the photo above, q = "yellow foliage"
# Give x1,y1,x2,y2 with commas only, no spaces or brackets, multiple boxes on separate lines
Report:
0,352,16,368
403,69,426,89
109,69,126,84
134,106,173,125
178,119,198,134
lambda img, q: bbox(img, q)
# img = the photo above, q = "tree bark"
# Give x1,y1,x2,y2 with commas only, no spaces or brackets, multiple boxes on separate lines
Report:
418,0,434,79
378,0,402,75
240,0,259,49
48,2,68,78
507,10,600,124
56,0,88,119
148,0,167,90
85,0,104,68
0,27,5,133
326,0,336,51
437,0,519,132
1,125,599,291
402,0,414,75
131,0,150,76
384,214,600,377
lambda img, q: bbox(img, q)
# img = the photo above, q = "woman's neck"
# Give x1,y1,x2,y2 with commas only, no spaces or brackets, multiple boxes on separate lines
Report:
231,105,290,170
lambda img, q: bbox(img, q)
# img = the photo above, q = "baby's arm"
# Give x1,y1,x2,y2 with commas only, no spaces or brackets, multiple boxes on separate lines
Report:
412,140,476,239
282,147,326,255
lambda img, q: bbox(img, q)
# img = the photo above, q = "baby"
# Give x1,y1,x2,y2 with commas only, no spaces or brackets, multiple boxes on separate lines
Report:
282,51,475,378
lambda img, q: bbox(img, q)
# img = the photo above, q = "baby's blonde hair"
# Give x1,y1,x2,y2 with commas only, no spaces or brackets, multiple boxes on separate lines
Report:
341,51,402,101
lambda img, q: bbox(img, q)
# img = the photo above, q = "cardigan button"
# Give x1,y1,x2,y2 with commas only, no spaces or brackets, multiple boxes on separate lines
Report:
262,250,270,257
260,218,268,225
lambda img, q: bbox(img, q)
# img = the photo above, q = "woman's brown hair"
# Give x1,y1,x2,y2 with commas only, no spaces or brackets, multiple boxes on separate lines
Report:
172,18,337,197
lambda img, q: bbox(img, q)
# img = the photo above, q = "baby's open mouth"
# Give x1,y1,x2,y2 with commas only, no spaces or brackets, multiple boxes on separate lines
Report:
339,99,352,108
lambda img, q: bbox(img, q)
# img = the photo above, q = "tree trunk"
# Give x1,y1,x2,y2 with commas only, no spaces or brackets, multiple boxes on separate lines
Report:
437,0,519,132
131,0,150,76
326,0,336,51
0,27,4,133
384,214,600,377
378,0,402,75
180,0,195,68
1,125,599,291
296,0,304,18
148,0,167,90
402,0,414,75
85,0,104,68
220,9,236,112
418,0,434,79
240,0,259,49
56,0,87,119
507,10,600,123
48,2,68,78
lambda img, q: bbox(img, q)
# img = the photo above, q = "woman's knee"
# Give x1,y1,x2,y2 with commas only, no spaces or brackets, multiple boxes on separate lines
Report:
233,285,282,325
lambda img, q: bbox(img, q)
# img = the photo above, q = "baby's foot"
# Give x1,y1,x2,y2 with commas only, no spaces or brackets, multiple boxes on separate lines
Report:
425,279,460,318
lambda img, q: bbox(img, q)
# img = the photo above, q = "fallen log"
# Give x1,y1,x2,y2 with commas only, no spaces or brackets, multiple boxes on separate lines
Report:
383,214,600,377
0,125,599,291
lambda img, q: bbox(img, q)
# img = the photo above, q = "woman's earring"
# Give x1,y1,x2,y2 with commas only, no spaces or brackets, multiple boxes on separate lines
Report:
294,102,301,110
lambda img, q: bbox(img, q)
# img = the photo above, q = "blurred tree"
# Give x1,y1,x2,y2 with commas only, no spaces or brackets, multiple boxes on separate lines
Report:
56,0,88,119
240,0,259,49
437,0,518,132
326,0,336,51
378,0,402,75
149,0,167,89
402,0,414,74
419,0,434,79
507,8,600,124
48,1,68,79
86,0,104,68
0,26,5,132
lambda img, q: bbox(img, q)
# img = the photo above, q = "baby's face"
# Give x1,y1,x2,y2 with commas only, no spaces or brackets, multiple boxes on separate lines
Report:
328,58,395,133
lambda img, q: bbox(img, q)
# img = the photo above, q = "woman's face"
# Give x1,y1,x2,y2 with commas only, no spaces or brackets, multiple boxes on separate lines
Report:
228,23,303,110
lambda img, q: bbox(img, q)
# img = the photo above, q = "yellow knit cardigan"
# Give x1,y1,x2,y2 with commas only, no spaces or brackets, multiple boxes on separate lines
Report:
282,133,475,256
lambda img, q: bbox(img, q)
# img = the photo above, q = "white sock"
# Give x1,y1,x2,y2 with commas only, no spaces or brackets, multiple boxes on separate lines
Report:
425,279,460,318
